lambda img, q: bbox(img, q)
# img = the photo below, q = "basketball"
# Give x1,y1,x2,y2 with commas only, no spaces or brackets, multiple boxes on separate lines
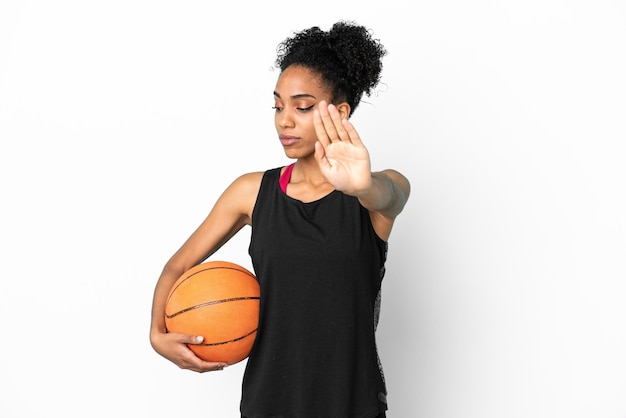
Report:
164,260,260,365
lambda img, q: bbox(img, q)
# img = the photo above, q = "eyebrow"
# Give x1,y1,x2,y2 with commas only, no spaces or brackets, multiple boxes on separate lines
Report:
273,91,318,100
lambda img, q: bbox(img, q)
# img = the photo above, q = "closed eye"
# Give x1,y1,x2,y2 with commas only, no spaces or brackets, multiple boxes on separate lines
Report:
297,105,314,112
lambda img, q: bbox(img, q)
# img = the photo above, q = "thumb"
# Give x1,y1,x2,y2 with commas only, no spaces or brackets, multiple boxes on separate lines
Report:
315,141,328,168
188,335,204,345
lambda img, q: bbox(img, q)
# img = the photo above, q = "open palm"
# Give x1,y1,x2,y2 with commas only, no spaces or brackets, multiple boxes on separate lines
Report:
313,101,372,195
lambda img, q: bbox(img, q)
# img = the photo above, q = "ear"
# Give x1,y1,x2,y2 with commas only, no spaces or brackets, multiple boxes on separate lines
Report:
335,102,351,119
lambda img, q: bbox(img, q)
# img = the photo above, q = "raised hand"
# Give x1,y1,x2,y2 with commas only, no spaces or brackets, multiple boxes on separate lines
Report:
313,101,372,195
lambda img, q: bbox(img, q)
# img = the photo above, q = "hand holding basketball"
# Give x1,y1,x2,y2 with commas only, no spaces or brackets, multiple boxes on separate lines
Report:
151,330,228,373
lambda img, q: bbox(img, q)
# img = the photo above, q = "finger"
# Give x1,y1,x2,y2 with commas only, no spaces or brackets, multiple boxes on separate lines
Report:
314,140,330,170
182,336,229,372
341,118,363,147
313,106,330,148
317,101,342,143
186,334,205,345
199,360,229,372
326,104,351,142
168,332,204,345
187,359,228,373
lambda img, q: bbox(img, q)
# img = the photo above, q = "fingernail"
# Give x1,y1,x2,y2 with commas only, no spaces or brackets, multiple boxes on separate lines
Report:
196,336,203,343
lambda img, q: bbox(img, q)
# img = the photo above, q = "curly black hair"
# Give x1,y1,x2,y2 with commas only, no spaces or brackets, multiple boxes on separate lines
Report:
275,21,387,115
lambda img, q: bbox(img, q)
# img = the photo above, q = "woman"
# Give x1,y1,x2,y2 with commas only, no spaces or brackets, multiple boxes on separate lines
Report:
150,21,410,418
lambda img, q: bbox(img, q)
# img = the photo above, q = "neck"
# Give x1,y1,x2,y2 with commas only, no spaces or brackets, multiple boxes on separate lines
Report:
292,158,328,187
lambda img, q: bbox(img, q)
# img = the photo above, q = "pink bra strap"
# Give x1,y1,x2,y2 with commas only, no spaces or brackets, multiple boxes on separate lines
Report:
279,163,295,193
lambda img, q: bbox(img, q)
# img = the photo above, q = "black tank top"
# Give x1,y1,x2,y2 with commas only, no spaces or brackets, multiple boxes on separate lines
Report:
242,167,388,418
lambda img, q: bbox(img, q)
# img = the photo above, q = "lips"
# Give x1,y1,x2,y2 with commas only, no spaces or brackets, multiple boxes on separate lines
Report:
279,135,300,146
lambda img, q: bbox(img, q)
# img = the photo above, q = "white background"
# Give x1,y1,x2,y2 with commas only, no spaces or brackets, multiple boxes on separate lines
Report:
1,1,625,417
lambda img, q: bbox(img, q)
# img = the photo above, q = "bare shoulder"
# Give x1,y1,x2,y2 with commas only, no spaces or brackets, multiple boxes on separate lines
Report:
231,171,265,188
222,171,265,199
216,171,265,222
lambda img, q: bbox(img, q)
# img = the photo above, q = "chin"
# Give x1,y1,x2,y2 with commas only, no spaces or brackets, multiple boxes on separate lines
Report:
283,147,313,160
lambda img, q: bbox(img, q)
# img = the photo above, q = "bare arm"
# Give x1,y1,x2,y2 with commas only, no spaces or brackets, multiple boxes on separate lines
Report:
355,169,410,219
354,169,410,241
314,101,411,240
149,171,262,372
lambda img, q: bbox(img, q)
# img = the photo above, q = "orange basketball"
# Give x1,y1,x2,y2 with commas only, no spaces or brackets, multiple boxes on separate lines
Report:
164,260,260,365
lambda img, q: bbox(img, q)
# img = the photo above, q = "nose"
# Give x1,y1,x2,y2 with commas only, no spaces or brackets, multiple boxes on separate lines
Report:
276,108,295,129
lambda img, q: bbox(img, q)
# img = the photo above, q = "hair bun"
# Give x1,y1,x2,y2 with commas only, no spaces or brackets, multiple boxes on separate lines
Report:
275,20,387,114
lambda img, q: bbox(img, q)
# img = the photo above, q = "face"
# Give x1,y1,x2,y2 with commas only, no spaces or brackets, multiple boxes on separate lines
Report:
273,65,333,159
